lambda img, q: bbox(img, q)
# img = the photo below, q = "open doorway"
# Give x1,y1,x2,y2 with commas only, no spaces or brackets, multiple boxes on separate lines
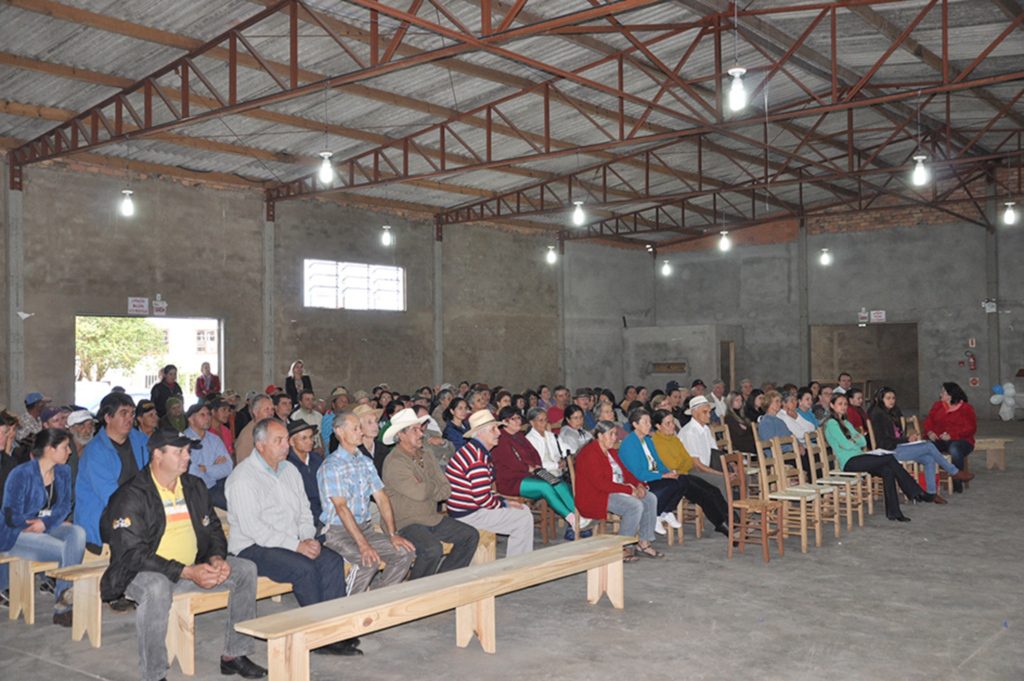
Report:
810,323,919,411
75,315,221,412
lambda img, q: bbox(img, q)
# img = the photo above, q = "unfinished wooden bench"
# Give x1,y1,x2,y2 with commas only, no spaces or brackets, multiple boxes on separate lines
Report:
3,544,108,625
235,535,631,681
974,437,1011,471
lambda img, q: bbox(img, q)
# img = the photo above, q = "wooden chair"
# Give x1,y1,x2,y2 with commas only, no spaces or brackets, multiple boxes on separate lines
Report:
667,497,703,546
714,422,759,498
719,452,783,562
805,430,867,528
497,493,556,544
771,436,841,541
755,441,823,553
566,454,620,540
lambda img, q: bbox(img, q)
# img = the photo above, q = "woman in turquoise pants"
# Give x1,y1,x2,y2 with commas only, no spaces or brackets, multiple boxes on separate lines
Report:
491,406,591,541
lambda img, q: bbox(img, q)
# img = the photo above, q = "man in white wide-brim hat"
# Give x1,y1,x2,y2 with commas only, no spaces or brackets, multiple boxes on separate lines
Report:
443,410,534,556
381,409,479,580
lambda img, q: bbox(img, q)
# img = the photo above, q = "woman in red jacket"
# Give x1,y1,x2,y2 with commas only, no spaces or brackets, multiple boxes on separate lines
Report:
923,382,977,493
575,421,661,562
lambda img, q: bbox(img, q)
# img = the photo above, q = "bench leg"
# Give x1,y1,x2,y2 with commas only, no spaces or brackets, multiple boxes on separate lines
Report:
9,560,33,624
73,576,102,647
455,596,496,653
471,533,496,565
166,599,195,675
268,635,309,681
586,559,624,609
987,448,1006,471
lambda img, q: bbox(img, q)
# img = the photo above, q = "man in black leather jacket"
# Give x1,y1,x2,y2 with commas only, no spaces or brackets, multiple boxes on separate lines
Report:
101,426,266,681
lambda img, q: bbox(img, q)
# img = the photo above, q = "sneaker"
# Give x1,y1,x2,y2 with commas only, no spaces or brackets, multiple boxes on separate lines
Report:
106,596,137,614
40,577,56,594
654,516,667,535
564,528,576,541
53,609,73,628
0,589,9,609
661,512,682,529
56,587,75,611
579,517,593,529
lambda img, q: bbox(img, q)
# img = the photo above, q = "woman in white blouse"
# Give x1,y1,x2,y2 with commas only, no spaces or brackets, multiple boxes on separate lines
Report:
525,406,566,477
558,405,594,455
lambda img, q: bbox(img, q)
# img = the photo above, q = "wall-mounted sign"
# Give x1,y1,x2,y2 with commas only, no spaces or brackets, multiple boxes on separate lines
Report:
152,299,168,316
651,362,687,373
870,310,886,323
128,297,149,316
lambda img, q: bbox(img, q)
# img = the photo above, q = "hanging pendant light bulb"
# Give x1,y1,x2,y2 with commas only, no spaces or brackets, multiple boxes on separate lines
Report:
1004,202,1017,225
318,151,334,185
728,67,747,112
661,260,672,276
572,200,585,226
912,154,928,186
719,231,731,252
381,224,392,246
120,189,135,217
546,246,557,264
820,248,832,266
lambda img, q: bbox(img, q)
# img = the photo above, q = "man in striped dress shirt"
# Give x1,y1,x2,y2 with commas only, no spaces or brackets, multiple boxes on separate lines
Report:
444,411,534,557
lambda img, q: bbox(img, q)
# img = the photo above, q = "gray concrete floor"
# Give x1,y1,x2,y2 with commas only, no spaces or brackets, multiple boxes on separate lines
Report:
2,421,1022,681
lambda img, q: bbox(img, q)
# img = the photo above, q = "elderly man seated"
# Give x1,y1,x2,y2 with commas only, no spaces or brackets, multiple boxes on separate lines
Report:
677,396,734,499
101,427,266,681
184,403,233,510
284,420,325,535
225,418,359,657
445,411,534,557
381,409,479,580
318,411,416,594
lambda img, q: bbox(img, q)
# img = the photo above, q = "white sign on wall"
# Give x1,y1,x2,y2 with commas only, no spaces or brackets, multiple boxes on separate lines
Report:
152,299,168,316
127,297,149,316
870,309,886,323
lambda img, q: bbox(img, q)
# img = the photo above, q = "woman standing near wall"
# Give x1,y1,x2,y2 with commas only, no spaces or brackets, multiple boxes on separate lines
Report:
284,360,313,404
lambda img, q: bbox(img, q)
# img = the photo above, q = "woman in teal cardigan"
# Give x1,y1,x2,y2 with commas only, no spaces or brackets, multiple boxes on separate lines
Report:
617,408,688,536
823,394,924,522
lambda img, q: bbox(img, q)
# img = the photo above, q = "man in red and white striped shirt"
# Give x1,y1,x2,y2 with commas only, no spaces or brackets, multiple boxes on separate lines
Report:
444,411,534,556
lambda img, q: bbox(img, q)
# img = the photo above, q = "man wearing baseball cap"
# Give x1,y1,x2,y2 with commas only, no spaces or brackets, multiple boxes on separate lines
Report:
15,391,51,442
284,419,326,534
102,426,267,680
444,410,534,557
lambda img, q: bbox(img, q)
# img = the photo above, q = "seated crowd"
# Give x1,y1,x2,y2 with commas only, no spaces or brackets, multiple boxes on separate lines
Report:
0,366,980,680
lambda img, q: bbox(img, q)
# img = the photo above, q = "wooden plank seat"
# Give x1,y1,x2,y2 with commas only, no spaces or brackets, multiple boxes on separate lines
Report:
974,437,1011,471
235,535,631,681
1,554,58,625
48,530,496,660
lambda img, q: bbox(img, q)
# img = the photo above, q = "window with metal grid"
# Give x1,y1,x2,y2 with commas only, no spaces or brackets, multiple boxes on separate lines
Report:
303,259,406,312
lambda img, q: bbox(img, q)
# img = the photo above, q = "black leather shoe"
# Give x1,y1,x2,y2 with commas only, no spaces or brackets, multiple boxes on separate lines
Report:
312,640,364,656
220,655,267,678
888,515,912,522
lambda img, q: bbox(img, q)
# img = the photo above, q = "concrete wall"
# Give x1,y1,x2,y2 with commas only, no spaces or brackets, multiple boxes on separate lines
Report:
7,162,562,405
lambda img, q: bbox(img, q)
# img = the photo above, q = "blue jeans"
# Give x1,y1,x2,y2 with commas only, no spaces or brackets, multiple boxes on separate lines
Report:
237,544,346,607
606,492,658,542
6,523,86,611
892,442,958,493
932,439,974,470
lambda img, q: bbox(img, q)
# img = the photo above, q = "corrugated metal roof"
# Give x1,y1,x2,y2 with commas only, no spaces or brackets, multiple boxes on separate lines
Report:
0,0,1020,238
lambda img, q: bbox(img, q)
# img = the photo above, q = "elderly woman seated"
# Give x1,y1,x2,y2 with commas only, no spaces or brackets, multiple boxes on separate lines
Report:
0,428,86,626
524,407,566,478
492,407,590,541
649,410,730,537
558,405,594,456
575,421,662,562
776,391,817,446
615,408,688,537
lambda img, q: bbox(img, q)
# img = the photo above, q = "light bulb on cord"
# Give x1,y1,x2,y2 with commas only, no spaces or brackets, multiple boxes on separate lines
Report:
912,154,928,186
661,260,671,276
719,231,731,252
572,201,585,226
381,225,392,246
728,67,747,112
1005,202,1017,225
546,246,557,264
120,189,134,217
820,248,832,266
318,151,334,185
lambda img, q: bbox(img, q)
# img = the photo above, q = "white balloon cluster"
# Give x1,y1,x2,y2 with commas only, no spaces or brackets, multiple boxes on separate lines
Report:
989,382,1022,421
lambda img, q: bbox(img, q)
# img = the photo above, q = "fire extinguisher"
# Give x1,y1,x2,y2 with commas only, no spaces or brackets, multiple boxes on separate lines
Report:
965,351,976,371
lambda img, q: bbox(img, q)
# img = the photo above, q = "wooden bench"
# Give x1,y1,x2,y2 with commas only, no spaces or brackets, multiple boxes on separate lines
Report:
235,535,630,681
3,544,108,625
974,438,1011,471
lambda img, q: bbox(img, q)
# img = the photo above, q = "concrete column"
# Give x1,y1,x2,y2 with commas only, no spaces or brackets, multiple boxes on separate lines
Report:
5,160,24,409
985,180,1001,390
557,244,566,384
797,219,810,385
433,238,444,386
262,212,275,388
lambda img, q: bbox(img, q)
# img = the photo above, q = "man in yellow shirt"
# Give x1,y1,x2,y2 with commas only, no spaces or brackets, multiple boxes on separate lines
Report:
101,427,266,681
